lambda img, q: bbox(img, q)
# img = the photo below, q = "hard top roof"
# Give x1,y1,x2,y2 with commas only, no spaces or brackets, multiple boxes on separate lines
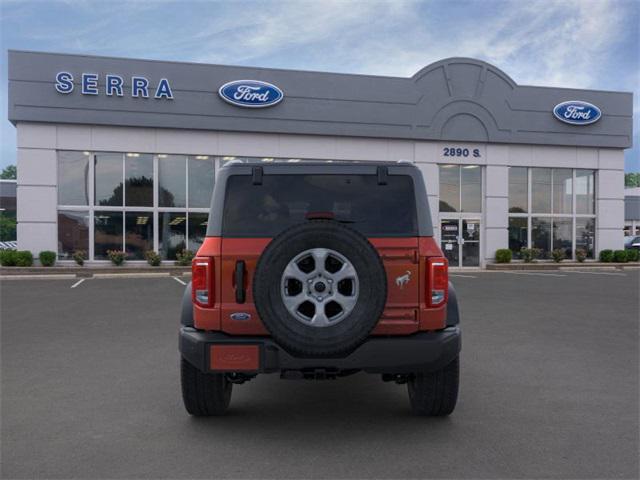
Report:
222,160,416,168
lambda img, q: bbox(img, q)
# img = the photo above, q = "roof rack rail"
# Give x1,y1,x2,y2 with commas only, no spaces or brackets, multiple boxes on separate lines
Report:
222,159,244,167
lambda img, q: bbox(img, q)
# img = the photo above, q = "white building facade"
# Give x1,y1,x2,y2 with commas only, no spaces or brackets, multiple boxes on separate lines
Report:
8,51,633,267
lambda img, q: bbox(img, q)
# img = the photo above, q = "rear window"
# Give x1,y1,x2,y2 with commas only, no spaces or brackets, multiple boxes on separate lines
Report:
222,174,417,237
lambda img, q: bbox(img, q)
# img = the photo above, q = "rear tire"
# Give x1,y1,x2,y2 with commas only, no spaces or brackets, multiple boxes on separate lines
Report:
407,356,459,416
181,358,232,416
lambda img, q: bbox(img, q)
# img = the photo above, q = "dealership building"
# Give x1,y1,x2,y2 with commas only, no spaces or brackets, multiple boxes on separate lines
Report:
7,50,633,267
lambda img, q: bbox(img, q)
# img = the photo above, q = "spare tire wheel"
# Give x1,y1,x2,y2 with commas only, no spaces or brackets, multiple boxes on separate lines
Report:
253,220,387,357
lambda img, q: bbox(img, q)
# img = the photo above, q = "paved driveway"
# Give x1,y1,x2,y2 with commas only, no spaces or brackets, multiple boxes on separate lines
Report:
1,270,638,479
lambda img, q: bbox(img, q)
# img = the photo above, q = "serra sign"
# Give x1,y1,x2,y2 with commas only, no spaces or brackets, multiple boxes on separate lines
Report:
55,72,174,99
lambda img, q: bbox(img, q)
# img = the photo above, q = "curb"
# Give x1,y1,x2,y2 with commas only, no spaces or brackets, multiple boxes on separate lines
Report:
486,262,638,271
0,274,78,281
0,271,193,281
92,272,190,279
0,267,191,280
0,266,191,278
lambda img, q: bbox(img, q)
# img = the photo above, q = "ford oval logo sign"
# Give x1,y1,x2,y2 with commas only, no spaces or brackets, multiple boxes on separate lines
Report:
218,80,283,108
553,100,601,125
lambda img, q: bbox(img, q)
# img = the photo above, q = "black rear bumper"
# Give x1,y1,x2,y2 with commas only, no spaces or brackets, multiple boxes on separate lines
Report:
180,326,461,375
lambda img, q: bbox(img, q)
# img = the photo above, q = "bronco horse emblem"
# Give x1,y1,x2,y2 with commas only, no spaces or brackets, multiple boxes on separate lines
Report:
395,270,412,289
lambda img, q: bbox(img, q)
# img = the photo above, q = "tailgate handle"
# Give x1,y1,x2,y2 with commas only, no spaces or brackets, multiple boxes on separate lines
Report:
234,261,246,304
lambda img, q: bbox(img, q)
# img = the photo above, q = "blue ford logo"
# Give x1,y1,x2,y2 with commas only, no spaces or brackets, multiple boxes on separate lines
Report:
218,80,283,108
553,100,601,125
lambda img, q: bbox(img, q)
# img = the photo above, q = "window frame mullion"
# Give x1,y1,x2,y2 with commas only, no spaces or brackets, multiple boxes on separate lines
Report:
89,153,96,261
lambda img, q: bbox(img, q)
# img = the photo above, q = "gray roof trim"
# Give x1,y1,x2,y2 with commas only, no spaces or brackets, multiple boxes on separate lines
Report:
8,50,633,149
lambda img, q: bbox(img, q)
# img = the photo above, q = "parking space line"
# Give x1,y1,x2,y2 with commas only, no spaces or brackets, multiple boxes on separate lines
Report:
70,278,85,288
172,276,187,286
450,274,477,278
567,270,626,276
498,271,566,277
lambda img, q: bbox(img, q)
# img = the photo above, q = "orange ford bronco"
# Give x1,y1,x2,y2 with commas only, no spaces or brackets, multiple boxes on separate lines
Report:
180,161,460,416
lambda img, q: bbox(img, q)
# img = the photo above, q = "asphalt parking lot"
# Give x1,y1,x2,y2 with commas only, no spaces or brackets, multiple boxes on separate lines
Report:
1,270,638,479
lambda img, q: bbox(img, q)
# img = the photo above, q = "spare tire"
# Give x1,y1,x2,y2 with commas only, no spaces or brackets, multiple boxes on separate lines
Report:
253,220,387,357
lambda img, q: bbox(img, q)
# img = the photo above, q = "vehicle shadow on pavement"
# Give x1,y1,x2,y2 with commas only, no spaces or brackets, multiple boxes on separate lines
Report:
179,372,457,425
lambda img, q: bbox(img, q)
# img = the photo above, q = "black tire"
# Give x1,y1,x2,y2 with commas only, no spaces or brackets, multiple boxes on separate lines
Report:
181,358,232,416
253,220,387,357
407,356,459,416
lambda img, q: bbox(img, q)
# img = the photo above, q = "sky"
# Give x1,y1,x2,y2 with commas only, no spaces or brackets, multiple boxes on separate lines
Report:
0,0,638,172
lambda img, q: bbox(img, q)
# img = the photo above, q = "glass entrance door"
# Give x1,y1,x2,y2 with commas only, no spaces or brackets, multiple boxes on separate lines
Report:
440,218,481,267
461,219,480,267
440,219,459,266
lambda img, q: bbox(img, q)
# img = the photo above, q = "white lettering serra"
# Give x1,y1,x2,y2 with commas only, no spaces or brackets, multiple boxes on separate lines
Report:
233,85,270,102
54,72,174,99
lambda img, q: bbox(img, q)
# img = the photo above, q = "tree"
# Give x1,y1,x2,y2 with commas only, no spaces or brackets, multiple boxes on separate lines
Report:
1,165,16,179
625,172,640,188
0,215,16,241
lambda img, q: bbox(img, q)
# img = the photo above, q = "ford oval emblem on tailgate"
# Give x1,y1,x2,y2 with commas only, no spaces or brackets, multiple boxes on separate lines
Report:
230,312,251,321
218,80,284,108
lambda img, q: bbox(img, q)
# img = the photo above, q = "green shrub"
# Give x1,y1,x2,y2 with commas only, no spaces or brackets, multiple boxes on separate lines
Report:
575,249,587,263
551,249,565,263
613,250,628,263
0,250,32,266
599,249,614,262
15,250,34,267
0,249,18,266
73,250,87,266
145,250,161,266
175,249,195,266
107,250,127,266
626,249,639,262
520,248,533,263
39,250,57,267
520,247,543,263
495,249,512,263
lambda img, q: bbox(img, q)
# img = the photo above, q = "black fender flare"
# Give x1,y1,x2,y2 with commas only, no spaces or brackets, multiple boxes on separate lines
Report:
446,281,460,326
180,281,194,327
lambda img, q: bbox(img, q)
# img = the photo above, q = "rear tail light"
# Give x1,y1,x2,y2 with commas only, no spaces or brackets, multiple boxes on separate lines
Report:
427,257,448,307
192,257,214,307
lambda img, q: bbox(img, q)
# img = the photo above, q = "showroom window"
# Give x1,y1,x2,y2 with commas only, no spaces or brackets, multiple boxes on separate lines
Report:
58,210,89,259
508,167,596,260
438,165,482,213
58,151,90,206
57,151,215,261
